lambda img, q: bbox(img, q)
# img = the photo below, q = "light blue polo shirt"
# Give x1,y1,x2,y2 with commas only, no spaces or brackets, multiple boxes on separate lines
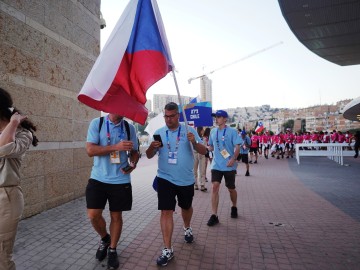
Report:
239,135,251,154
86,116,138,184
209,126,241,171
154,123,202,186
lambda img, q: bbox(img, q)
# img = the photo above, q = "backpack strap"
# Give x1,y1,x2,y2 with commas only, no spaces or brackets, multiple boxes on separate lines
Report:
124,120,130,140
99,116,104,132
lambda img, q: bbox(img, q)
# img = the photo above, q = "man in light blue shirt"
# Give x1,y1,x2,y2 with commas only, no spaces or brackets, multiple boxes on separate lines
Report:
207,110,241,226
85,113,139,269
237,130,251,176
146,102,207,266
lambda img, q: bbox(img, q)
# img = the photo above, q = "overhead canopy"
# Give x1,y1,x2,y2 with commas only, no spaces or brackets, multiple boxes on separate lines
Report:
278,0,360,66
342,96,360,122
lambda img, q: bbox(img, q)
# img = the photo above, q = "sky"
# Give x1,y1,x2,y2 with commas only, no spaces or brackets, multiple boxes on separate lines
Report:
100,0,360,111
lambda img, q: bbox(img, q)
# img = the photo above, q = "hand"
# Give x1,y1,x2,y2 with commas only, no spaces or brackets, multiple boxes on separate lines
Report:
227,157,236,167
150,140,162,149
116,140,133,151
10,112,27,126
187,132,195,144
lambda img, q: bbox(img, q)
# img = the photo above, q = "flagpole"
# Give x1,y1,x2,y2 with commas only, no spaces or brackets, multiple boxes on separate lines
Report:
171,71,195,153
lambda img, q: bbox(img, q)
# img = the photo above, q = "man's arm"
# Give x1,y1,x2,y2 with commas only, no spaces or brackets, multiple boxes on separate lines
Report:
86,140,133,157
187,131,207,155
146,141,162,159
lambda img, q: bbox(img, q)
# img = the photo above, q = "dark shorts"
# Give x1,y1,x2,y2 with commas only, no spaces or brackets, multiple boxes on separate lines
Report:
285,143,294,150
157,177,194,211
249,147,258,154
237,153,249,164
211,169,236,189
86,179,132,212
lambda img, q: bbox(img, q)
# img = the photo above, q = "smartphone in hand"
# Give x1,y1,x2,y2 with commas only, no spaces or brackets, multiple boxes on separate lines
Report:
122,165,133,172
153,134,163,147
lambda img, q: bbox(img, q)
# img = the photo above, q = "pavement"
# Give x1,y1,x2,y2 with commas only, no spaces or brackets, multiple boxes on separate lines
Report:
13,154,360,270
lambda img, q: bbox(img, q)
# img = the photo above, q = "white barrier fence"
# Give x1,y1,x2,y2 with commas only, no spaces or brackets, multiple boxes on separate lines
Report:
295,143,354,165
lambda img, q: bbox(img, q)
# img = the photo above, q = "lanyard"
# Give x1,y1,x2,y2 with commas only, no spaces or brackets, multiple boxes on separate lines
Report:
166,125,181,152
216,127,227,151
106,117,124,145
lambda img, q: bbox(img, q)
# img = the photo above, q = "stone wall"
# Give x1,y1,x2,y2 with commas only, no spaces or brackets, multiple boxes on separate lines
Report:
0,0,101,218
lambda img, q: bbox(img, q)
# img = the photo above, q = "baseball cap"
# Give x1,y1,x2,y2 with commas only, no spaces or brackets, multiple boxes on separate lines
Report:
241,130,247,135
211,110,228,118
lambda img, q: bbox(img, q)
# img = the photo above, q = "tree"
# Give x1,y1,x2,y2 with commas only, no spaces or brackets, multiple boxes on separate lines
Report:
282,119,294,131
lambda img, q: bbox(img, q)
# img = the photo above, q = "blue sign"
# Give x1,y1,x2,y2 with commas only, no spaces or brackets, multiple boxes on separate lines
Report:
179,102,213,127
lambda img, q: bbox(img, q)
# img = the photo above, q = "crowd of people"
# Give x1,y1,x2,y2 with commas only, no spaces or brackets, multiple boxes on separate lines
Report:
1,94,359,269
242,128,360,161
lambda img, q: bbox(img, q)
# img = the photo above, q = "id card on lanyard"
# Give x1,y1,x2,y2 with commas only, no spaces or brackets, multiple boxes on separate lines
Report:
107,117,124,164
217,127,230,159
166,126,181,165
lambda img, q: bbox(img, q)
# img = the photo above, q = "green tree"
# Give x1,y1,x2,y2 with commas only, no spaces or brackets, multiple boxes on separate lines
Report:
282,119,294,131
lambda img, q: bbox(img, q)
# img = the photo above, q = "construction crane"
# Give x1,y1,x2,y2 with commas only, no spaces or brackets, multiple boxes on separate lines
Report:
188,41,283,84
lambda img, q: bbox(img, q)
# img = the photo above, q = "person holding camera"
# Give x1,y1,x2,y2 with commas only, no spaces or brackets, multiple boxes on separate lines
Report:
85,113,139,270
146,102,207,267
0,87,38,270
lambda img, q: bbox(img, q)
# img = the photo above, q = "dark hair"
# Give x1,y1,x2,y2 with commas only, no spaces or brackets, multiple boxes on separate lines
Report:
0,87,38,146
196,126,203,137
164,102,179,112
203,127,211,137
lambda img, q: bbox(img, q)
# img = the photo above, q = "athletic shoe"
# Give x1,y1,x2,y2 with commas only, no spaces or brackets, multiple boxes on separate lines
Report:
207,214,219,226
194,185,199,190
245,171,250,176
96,235,111,261
254,160,257,164
107,248,119,269
184,227,194,243
156,248,174,266
200,185,207,192
249,161,253,164
231,206,238,218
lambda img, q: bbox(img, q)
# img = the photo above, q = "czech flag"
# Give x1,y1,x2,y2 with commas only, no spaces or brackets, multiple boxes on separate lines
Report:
255,121,264,133
78,0,174,125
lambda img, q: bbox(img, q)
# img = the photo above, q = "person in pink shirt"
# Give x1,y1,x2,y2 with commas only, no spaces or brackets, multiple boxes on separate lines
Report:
284,128,295,158
249,131,259,164
337,131,345,143
322,131,330,143
261,131,271,159
330,130,338,143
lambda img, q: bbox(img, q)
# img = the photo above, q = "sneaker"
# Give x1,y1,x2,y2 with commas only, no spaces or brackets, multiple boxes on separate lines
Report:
200,185,207,192
107,248,119,269
156,248,174,266
231,206,238,218
254,160,257,164
207,214,219,226
184,227,194,243
245,171,250,176
249,161,253,164
194,185,199,190
96,235,111,261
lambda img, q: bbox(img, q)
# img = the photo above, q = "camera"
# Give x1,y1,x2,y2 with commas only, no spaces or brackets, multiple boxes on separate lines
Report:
100,12,106,29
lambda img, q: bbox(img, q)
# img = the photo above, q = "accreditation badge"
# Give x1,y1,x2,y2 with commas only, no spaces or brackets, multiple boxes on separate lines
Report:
220,149,230,159
168,151,178,164
110,151,121,163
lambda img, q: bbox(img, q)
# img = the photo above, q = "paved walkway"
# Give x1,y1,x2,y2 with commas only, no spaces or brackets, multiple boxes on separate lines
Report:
14,154,360,270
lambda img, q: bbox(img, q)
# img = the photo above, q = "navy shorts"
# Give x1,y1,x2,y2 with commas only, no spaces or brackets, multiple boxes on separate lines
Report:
157,177,194,211
211,169,236,189
86,179,132,212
